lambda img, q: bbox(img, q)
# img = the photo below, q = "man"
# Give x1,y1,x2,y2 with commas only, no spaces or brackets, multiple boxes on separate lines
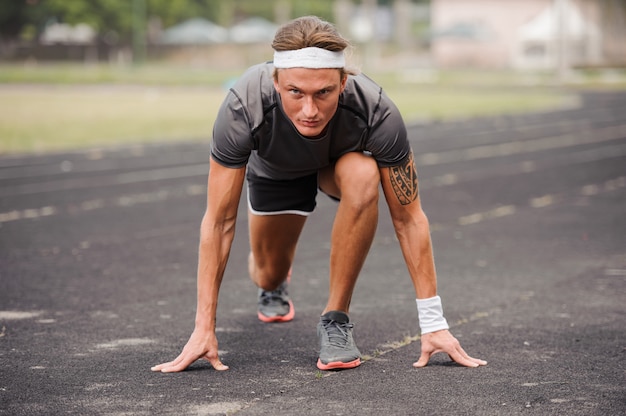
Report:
152,16,486,372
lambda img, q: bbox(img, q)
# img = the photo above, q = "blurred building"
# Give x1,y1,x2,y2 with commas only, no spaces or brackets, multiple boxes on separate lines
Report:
430,0,626,70
229,17,278,43
158,17,278,45
40,23,96,45
153,17,278,69
159,18,228,45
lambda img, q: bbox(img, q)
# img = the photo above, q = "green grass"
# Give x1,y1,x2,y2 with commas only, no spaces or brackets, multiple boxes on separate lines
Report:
387,87,576,122
0,62,239,86
0,85,226,154
2,62,616,155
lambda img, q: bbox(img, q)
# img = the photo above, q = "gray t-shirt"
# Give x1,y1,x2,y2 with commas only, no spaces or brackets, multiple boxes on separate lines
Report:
211,62,410,180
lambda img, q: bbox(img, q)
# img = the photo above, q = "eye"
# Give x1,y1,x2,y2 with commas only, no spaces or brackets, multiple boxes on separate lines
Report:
317,89,330,96
289,88,302,95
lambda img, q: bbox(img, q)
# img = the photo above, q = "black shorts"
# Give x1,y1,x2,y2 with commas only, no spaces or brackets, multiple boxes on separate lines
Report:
247,172,319,216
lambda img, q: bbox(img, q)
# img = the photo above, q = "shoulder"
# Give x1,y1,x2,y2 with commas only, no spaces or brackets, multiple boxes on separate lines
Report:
340,73,398,120
345,73,384,98
217,62,278,132
340,74,410,166
230,62,276,106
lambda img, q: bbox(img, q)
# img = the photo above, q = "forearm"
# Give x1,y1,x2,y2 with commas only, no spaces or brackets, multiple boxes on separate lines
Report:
394,211,451,334
393,210,438,299
194,213,237,331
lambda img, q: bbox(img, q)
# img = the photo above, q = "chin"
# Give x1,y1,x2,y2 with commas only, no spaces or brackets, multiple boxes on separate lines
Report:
297,125,324,138
301,130,321,137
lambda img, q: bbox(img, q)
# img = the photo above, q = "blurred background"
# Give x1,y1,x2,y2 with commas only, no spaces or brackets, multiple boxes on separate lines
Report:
1,0,625,154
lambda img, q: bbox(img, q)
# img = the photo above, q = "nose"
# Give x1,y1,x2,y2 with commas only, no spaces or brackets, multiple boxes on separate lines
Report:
301,96,318,118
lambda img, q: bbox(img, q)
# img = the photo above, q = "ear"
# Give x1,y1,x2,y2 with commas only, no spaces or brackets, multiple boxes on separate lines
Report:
273,70,281,93
340,74,348,93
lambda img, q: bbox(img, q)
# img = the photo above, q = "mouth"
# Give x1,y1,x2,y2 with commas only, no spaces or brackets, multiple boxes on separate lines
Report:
299,119,321,128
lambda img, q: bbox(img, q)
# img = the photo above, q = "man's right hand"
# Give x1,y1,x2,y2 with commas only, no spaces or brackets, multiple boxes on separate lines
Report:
151,328,229,373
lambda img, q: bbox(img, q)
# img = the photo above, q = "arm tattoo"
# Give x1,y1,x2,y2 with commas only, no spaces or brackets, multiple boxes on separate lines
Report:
389,153,418,205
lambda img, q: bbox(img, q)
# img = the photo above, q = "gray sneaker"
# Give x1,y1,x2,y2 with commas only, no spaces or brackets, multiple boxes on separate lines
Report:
316,311,362,370
257,281,295,323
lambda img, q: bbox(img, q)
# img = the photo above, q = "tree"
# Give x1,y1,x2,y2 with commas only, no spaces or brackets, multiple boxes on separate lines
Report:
0,0,49,40
0,0,337,44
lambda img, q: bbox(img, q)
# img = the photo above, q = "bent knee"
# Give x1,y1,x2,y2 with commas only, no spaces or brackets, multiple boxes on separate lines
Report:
336,154,380,205
249,253,291,290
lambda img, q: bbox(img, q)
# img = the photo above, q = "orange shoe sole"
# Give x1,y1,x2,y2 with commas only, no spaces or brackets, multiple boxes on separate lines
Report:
257,300,295,323
316,357,361,371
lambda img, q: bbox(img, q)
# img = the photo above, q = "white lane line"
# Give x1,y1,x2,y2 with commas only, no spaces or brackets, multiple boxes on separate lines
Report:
2,176,624,225
529,195,556,208
2,126,624,199
458,205,516,226
604,176,626,191
117,190,170,207
3,123,624,199
115,164,208,184
2,176,624,226
0,310,43,320
0,163,208,197
0,206,57,223
456,176,626,227
458,212,484,226
419,142,626,192
417,124,626,166
80,199,105,211
581,184,601,196
0,185,203,224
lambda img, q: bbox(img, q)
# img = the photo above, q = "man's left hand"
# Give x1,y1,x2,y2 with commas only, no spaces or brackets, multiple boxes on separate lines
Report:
414,329,487,368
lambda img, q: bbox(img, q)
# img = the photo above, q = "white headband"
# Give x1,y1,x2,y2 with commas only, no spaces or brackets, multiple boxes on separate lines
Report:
273,47,345,69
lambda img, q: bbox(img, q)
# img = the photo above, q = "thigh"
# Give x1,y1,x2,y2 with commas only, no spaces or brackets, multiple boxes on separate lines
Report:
246,172,316,282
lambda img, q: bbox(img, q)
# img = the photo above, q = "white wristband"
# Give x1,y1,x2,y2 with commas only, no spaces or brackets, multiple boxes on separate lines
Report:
416,296,449,334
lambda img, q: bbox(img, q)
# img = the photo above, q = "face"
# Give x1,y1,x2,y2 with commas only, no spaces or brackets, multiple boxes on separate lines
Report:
274,67,347,137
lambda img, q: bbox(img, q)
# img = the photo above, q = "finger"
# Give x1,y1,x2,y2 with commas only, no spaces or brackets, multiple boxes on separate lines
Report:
157,351,201,373
412,349,432,368
151,361,174,372
448,349,478,367
469,356,488,366
452,344,487,366
151,353,186,371
160,357,196,373
205,355,229,371
447,345,483,368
